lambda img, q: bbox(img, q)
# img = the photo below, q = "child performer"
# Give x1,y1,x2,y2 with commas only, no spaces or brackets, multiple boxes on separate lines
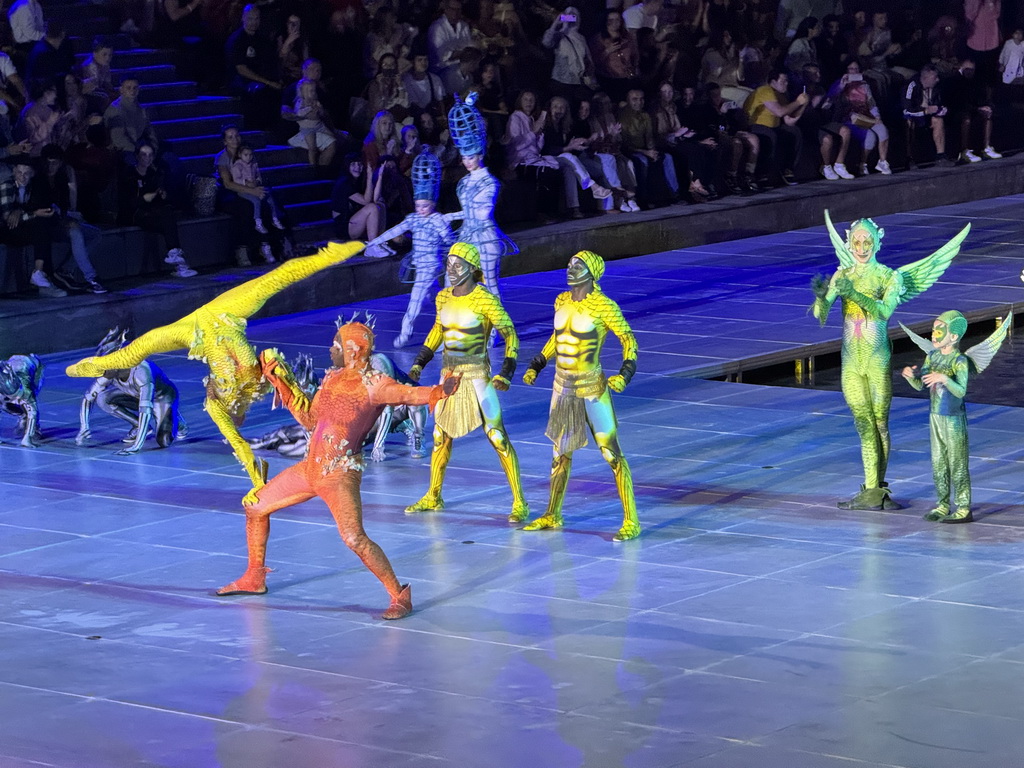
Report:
230,144,285,235
900,312,1012,523
366,149,456,348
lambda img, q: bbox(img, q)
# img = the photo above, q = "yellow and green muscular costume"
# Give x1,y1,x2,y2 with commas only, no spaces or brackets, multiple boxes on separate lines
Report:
405,242,529,522
65,242,363,500
900,312,1011,524
811,211,969,510
522,250,640,542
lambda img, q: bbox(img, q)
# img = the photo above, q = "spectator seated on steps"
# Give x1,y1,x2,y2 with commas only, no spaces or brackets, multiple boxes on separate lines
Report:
103,77,158,162
25,20,73,87
82,37,115,115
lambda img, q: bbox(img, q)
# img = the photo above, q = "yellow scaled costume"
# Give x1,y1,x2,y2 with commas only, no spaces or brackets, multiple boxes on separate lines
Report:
66,242,364,500
405,242,529,522
523,250,640,541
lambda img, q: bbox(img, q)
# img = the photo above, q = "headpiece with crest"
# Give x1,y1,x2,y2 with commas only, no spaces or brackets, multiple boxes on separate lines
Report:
447,92,488,158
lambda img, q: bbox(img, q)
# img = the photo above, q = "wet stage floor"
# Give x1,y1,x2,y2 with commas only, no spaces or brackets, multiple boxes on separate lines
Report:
3,198,1024,767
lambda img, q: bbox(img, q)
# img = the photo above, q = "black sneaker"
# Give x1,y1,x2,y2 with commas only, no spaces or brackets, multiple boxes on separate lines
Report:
51,271,84,293
781,169,798,186
86,279,108,294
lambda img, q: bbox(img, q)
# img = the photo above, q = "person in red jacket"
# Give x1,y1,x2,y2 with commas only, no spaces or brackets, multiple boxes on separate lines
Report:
216,318,460,620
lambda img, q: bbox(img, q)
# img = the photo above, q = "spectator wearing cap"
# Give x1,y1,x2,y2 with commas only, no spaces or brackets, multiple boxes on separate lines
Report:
0,156,66,297
25,20,74,87
37,144,106,294
103,77,158,160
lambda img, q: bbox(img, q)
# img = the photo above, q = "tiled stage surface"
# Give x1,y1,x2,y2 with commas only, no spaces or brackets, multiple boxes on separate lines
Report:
2,199,1024,767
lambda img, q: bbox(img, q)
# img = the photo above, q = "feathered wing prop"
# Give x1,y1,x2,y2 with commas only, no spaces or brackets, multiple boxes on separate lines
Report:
824,209,854,270
896,223,971,305
964,314,1012,374
899,321,935,354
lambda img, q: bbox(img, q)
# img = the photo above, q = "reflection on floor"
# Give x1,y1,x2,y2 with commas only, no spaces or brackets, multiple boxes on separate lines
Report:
3,198,1024,767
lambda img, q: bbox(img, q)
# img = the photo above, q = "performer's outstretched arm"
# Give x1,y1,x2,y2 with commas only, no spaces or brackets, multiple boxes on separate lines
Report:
259,350,315,430
371,376,452,412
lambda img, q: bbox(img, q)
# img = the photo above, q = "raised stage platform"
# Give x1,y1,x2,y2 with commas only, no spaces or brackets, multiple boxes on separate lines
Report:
2,197,1024,767
3,155,1024,357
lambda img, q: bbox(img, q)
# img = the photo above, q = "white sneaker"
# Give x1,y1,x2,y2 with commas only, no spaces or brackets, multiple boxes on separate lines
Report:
626,199,640,212
30,269,53,288
962,149,982,163
260,243,276,264
235,247,252,267
859,163,868,176
821,164,839,180
833,163,854,179
875,159,892,175
174,264,197,278
619,200,631,213
271,217,285,229
164,248,185,265
254,218,268,235
591,184,612,199
983,146,1003,159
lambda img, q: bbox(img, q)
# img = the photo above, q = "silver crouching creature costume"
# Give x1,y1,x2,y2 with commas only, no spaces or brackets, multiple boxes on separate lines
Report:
0,354,44,447
75,328,187,455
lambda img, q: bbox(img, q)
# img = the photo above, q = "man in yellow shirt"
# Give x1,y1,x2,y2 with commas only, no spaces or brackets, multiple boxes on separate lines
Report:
745,69,808,185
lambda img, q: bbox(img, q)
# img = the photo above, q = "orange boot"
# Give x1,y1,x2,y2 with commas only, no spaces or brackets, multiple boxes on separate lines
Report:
381,584,413,620
217,515,271,595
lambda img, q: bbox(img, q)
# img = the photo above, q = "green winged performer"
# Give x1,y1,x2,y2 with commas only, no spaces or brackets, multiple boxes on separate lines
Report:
811,210,970,510
900,313,1012,523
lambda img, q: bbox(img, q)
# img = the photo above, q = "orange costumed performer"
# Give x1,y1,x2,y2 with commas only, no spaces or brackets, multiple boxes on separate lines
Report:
217,318,460,619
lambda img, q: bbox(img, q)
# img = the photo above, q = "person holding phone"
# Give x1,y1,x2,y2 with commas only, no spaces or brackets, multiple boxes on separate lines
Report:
542,6,596,104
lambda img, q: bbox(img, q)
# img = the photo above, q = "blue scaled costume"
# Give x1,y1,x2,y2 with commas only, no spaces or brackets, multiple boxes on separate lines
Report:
366,150,456,348
445,93,518,298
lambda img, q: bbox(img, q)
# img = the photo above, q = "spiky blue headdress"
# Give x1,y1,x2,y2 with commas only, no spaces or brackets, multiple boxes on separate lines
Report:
448,92,487,158
412,148,442,202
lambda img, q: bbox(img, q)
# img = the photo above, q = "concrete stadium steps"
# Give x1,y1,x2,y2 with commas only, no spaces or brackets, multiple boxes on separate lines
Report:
75,48,173,70
146,96,240,122
283,199,333,225
164,132,266,157
111,64,177,84
153,114,244,140
179,148,307,177
272,179,333,207
70,32,132,54
139,81,197,103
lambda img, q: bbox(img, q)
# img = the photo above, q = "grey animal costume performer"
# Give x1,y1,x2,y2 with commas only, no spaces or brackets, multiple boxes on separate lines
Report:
0,354,43,447
445,92,518,299
900,313,1012,524
76,328,186,455
366,150,456,348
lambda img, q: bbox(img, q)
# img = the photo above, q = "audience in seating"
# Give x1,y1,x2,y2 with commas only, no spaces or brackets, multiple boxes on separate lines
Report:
2,0,1023,297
